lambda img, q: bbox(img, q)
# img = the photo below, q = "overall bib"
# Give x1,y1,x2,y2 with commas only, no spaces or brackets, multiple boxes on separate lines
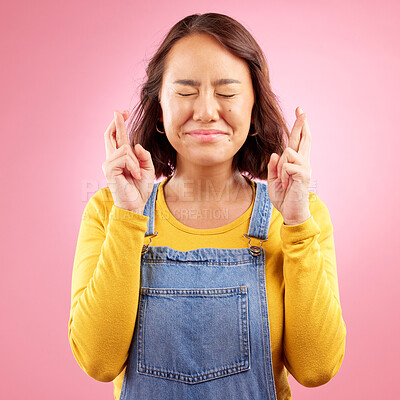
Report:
119,180,277,400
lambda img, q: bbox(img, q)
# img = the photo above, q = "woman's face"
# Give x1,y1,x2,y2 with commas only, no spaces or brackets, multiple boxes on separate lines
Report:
158,33,255,170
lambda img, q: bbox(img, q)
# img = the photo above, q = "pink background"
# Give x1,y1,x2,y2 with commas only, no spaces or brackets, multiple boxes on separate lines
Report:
1,0,399,398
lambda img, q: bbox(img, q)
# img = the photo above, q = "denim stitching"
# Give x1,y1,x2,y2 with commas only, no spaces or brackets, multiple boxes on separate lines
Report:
257,251,278,399
137,287,250,384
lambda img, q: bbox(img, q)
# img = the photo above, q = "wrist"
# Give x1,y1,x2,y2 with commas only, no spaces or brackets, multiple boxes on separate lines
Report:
115,204,145,215
283,212,311,226
127,207,145,215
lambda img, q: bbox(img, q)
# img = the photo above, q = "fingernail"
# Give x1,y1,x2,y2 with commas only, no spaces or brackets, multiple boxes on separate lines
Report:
298,107,304,114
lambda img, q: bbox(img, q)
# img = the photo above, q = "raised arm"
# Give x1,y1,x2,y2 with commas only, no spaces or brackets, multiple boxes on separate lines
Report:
68,189,149,382
267,107,346,385
281,192,346,386
69,109,155,382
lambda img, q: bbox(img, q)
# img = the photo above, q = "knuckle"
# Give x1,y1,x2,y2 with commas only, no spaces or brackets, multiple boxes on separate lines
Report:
287,147,295,155
119,144,129,155
123,143,131,152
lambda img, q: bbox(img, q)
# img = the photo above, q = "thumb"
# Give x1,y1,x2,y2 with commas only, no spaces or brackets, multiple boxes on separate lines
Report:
134,143,154,172
267,153,279,181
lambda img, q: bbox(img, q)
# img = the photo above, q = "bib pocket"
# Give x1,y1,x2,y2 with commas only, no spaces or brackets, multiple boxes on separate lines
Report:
137,286,250,384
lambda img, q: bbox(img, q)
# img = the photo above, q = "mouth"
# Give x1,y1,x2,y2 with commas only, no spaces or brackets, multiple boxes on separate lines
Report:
186,130,227,142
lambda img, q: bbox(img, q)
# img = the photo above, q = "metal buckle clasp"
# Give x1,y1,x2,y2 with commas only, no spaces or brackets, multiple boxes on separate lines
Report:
243,234,267,257
141,232,158,255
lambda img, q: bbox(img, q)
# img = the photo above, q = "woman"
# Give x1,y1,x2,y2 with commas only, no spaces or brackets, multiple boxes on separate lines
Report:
69,13,346,400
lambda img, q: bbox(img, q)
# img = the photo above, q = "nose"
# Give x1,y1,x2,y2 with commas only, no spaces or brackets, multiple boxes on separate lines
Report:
192,92,220,122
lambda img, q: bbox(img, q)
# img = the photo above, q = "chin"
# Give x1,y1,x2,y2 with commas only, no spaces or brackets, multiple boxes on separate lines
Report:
186,153,233,168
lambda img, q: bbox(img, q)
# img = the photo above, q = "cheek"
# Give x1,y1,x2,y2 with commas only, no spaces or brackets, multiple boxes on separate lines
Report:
226,96,252,116
165,102,192,127
224,104,251,127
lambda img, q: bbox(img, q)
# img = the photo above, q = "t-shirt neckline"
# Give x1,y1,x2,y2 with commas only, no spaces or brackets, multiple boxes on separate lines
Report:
156,176,255,235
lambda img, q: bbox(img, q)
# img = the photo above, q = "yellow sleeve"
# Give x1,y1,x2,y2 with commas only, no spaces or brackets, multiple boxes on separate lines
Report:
68,188,149,382
280,192,346,387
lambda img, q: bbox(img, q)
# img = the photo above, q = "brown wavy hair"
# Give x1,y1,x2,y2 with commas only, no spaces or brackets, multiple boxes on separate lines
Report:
127,12,289,180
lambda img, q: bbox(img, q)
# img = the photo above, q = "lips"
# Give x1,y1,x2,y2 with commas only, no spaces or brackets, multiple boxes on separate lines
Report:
186,130,227,142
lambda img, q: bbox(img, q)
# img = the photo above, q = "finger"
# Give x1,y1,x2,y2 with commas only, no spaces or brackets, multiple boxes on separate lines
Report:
288,111,306,152
298,116,312,161
104,124,116,159
105,145,141,179
281,162,311,189
104,110,131,158
134,144,155,173
279,147,304,166
267,153,280,181
276,147,304,182
104,147,141,180
105,151,141,181
296,106,304,118
106,144,141,177
114,110,130,148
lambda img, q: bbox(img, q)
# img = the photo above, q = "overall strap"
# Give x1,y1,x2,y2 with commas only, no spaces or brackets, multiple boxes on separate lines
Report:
143,181,160,236
246,181,273,240
144,180,273,239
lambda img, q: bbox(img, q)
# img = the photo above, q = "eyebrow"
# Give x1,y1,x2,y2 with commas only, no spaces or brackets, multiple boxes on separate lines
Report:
173,79,241,86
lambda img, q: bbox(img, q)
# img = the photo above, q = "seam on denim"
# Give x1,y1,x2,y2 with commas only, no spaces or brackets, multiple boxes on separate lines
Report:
258,251,277,399
137,364,251,384
141,259,257,266
137,287,250,384
140,286,247,296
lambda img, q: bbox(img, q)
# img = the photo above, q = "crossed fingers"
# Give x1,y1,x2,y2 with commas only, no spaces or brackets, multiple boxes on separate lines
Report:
277,108,312,188
103,110,141,179
104,110,130,158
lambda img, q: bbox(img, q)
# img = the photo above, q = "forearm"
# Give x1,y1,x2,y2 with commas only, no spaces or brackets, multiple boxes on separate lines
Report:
281,215,346,387
68,203,149,382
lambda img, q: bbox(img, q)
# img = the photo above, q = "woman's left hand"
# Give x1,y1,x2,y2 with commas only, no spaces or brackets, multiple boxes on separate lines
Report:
267,106,312,225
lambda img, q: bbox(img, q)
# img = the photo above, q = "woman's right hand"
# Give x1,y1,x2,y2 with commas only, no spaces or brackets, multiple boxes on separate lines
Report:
102,110,155,214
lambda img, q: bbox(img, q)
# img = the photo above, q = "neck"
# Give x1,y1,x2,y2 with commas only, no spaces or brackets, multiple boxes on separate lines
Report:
164,163,251,204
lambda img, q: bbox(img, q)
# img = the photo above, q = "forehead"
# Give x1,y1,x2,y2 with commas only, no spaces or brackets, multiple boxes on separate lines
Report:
163,33,251,82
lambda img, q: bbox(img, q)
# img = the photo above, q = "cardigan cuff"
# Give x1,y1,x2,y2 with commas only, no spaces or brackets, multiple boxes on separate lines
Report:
280,215,321,244
109,204,149,227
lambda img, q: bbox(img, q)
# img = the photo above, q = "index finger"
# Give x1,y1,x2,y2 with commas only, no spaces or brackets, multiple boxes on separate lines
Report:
287,110,306,152
114,110,130,148
104,119,117,159
104,110,129,158
298,117,312,160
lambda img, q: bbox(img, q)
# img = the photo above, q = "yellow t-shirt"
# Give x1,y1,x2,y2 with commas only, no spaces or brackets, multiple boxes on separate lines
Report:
69,178,346,400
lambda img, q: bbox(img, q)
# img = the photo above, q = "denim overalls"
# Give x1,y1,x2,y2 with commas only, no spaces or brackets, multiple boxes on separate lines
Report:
119,180,277,400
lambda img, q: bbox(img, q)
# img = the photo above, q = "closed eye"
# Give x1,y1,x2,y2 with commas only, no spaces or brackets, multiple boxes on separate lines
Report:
178,93,236,98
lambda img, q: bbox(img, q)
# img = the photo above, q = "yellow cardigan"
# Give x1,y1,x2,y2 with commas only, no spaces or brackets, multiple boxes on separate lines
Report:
68,178,346,400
